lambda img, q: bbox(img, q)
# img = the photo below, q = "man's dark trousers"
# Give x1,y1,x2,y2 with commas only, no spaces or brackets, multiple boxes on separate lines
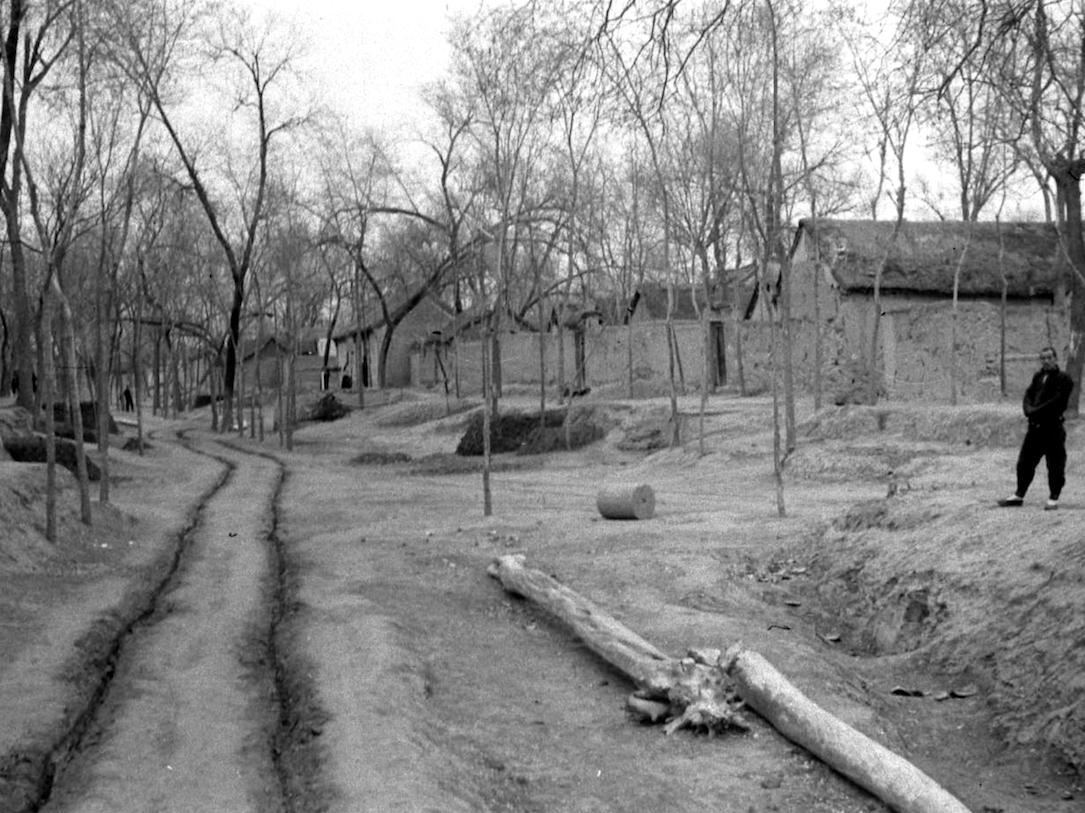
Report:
1017,422,1067,499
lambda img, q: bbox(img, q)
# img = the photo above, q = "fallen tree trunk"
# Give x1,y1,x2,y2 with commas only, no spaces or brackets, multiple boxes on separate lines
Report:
488,554,972,813
722,646,971,813
486,553,670,686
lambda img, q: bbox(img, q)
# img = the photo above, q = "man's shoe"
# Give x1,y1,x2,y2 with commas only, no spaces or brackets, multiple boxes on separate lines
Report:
1045,499,1059,511
998,495,1024,507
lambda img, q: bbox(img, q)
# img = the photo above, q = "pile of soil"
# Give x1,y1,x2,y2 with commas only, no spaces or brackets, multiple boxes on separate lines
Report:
350,451,412,466
4,435,102,481
786,441,936,485
799,402,1025,448
305,393,350,422
373,397,478,428
455,406,611,456
611,404,681,451
0,462,128,573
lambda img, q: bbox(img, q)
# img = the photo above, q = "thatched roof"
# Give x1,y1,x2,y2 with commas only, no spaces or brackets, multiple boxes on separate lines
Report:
796,218,1065,298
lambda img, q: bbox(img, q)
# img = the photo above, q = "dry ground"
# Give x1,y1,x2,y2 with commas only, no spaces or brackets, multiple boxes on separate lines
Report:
0,388,1082,812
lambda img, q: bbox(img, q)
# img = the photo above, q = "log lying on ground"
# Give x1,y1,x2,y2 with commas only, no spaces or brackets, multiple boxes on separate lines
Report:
487,554,745,732
596,483,655,520
488,554,972,813
721,646,971,813
487,553,670,686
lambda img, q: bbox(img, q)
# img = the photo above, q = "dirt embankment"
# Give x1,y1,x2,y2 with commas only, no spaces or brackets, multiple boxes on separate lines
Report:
787,404,1085,776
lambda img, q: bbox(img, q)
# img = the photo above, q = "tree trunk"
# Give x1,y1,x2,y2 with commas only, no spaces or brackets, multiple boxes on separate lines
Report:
223,278,244,431
949,223,974,406
488,554,670,687
152,320,162,415
94,254,111,504
996,217,1008,398
7,211,33,413
1051,158,1085,416
42,294,57,543
724,648,971,813
780,251,795,452
55,277,91,525
481,316,493,516
134,287,145,456
354,261,366,409
537,298,546,429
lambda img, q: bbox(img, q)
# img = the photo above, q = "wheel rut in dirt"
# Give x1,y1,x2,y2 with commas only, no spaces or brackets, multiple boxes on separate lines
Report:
0,430,230,813
29,433,322,813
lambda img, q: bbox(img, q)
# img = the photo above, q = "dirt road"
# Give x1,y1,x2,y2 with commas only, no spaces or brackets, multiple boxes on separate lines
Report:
36,433,290,813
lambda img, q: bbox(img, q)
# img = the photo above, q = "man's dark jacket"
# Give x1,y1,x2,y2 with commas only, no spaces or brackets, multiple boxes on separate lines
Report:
1023,366,1074,427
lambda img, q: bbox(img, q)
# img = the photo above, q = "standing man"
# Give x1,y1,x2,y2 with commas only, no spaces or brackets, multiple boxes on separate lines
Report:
999,346,1074,510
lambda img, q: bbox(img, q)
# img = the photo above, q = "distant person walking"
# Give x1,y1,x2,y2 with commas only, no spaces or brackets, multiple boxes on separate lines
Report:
123,385,134,412
999,346,1074,510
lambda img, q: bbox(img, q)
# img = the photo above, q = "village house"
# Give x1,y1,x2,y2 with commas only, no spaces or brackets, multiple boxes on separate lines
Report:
416,275,759,396
333,290,453,390
239,328,335,394
788,218,1067,401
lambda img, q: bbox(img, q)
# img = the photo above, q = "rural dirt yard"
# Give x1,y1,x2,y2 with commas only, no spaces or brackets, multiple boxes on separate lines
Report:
0,388,1082,813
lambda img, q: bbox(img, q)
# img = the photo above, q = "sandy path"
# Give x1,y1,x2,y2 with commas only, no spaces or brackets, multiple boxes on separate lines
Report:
45,434,283,813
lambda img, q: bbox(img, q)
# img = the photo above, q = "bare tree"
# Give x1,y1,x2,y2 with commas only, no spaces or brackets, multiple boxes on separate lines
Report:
87,47,154,502
920,0,1085,412
846,2,928,398
17,0,92,530
448,3,565,515
112,2,309,431
599,9,683,446
316,123,389,406
0,0,77,414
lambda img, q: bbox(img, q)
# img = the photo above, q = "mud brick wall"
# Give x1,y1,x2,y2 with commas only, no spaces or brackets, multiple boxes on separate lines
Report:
887,301,1065,403
422,298,1066,404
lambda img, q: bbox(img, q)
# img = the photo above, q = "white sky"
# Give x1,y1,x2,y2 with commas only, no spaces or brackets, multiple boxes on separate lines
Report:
242,0,483,139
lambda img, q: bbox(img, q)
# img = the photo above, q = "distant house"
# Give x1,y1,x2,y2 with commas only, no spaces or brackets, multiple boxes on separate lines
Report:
617,272,757,388
333,290,453,389
240,329,335,394
789,218,1067,399
621,271,757,323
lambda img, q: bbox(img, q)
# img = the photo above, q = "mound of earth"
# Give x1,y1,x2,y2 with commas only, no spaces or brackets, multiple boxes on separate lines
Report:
351,451,412,466
51,401,120,442
305,393,350,422
373,397,478,428
4,435,102,481
784,488,1085,775
121,437,152,453
611,404,685,451
799,403,1024,448
455,406,612,456
0,406,33,440
408,453,537,475
0,462,128,573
